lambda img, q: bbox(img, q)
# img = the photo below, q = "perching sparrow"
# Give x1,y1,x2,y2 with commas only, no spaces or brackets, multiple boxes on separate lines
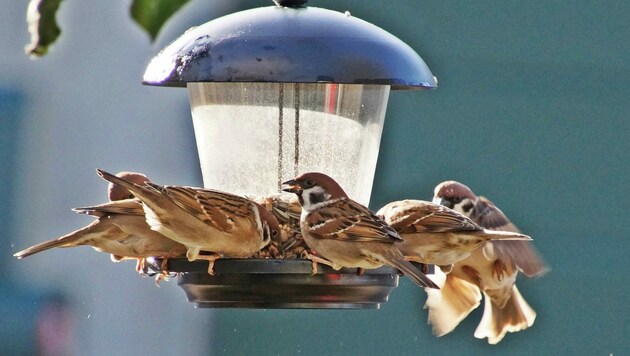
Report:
96,169,280,274
282,172,438,289
13,172,187,272
426,180,547,344
376,200,531,273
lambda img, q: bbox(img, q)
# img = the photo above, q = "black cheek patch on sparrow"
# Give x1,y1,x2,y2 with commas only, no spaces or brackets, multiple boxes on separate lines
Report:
308,191,328,205
462,201,474,213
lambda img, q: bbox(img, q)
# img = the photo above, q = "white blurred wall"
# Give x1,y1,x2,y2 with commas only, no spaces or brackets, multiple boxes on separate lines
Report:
1,1,242,354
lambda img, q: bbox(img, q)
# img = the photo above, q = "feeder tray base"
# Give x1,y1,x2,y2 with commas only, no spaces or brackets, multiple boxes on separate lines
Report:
148,258,403,309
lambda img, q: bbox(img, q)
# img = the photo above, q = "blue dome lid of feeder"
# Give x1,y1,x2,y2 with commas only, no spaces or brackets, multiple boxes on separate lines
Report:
143,4,437,89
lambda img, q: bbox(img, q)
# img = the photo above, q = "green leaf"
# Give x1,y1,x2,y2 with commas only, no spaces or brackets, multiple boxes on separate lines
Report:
25,0,64,57
130,0,190,42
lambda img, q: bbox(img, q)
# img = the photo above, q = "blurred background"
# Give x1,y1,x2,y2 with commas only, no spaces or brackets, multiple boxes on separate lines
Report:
2,0,628,354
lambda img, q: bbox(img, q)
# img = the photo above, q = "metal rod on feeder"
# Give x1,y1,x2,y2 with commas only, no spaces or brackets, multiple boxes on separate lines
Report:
294,83,300,177
277,84,284,191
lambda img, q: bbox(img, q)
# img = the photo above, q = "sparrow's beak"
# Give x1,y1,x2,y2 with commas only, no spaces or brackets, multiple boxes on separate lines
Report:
281,179,301,194
433,197,453,209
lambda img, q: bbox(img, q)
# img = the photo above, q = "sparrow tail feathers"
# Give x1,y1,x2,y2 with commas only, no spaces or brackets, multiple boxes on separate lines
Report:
425,274,482,336
474,286,536,344
13,225,91,259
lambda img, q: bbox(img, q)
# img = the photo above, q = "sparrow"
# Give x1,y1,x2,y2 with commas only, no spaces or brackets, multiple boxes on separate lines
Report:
376,200,532,273
426,180,547,344
434,181,547,277
108,171,149,201
96,169,280,275
282,172,438,289
13,172,188,275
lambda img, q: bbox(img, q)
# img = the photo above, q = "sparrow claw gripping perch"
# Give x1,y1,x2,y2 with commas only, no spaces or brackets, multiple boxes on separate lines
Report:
136,258,146,274
154,272,170,287
155,258,171,285
149,258,177,286
300,250,336,275
160,257,169,273
194,253,223,275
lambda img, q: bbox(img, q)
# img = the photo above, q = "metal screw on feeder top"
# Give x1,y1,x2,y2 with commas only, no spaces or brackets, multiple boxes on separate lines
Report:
273,0,308,7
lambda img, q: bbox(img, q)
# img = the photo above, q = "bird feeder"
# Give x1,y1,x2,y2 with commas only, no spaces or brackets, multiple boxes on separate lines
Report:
142,0,436,308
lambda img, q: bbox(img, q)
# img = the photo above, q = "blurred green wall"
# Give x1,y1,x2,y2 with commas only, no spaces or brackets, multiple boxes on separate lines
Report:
207,1,630,355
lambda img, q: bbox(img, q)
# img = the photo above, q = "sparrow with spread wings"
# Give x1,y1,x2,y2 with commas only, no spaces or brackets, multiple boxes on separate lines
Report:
377,199,531,273
426,180,548,344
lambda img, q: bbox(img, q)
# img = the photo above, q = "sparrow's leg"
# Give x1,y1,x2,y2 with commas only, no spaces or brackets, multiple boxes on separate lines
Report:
405,256,434,274
492,259,507,281
194,253,222,275
159,258,169,274
153,256,179,286
136,258,146,274
151,257,169,286
300,250,336,275
154,273,169,287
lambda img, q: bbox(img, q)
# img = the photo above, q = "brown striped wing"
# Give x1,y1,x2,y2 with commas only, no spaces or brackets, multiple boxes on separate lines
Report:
306,198,401,243
155,184,256,233
386,200,483,234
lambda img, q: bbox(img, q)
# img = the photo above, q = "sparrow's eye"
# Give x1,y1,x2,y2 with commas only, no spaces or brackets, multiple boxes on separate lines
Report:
304,179,315,187
452,196,462,204
271,229,279,237
441,199,454,209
